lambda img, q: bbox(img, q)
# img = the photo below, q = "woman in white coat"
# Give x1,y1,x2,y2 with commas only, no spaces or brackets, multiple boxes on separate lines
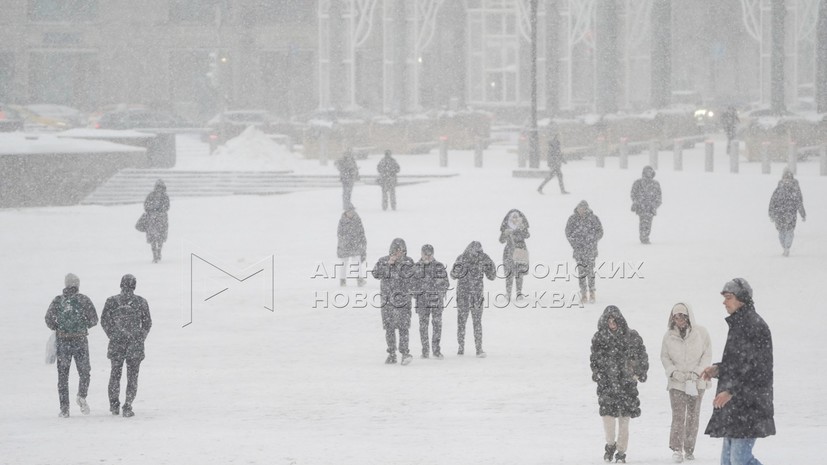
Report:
660,303,712,463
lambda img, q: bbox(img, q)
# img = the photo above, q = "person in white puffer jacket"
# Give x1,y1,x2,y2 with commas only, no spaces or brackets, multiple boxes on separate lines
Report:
660,303,712,463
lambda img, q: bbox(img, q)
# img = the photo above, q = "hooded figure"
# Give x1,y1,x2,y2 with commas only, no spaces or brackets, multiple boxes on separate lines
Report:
768,168,806,256
376,149,400,210
630,166,662,244
336,207,367,286
450,241,496,357
101,274,152,417
372,238,415,364
498,209,530,301
660,303,712,461
565,200,604,304
335,149,360,209
144,179,170,263
590,305,648,463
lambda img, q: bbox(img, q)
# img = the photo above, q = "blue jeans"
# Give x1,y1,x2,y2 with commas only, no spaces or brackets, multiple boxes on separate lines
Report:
721,438,763,465
778,229,794,249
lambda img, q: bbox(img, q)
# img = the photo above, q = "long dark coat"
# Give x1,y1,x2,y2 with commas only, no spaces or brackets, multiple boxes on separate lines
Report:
336,211,367,260
565,201,604,261
101,290,152,361
590,305,649,418
45,288,98,337
377,155,400,187
372,238,415,330
335,154,360,185
768,176,806,231
450,241,496,309
412,259,450,313
546,138,565,172
705,304,775,438
630,166,662,216
144,181,170,244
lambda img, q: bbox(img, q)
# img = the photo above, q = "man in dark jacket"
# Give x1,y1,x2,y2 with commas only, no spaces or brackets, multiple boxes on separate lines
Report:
372,238,415,365
702,278,774,465
336,207,367,286
769,168,806,256
377,149,400,210
630,166,662,244
412,244,450,359
565,200,604,305
450,241,496,357
335,149,360,209
720,106,740,154
101,274,153,417
537,135,568,194
45,273,98,417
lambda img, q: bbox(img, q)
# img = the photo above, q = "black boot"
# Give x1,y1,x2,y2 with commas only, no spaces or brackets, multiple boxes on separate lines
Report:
604,443,617,462
615,452,626,463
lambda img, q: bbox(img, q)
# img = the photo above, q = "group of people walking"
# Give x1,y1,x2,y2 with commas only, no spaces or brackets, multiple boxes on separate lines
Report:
590,277,774,465
334,148,400,211
45,273,152,418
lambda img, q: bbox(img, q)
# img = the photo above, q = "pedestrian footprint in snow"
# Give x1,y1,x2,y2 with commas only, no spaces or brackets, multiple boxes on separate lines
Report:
499,209,530,302
768,168,806,257
590,305,648,464
630,166,662,244
412,244,450,359
450,241,496,358
336,206,367,286
377,149,400,211
372,238,415,365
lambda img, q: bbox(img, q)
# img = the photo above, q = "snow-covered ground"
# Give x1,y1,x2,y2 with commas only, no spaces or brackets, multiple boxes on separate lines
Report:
1,134,824,464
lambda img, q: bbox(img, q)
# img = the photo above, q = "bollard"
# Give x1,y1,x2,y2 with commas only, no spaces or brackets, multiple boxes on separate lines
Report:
761,141,771,174
649,139,659,169
730,141,739,173
619,137,628,169
439,136,448,167
320,131,329,166
596,136,606,168
673,139,683,171
518,135,528,168
787,141,797,174
704,140,714,172
474,138,484,168
821,145,827,176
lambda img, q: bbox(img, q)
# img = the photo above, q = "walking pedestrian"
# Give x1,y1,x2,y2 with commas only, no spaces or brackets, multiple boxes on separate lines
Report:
100,274,152,417
450,241,496,357
412,244,450,359
372,238,415,365
44,273,98,417
377,149,400,210
768,168,806,256
565,200,604,304
499,209,530,302
537,135,568,194
144,179,169,263
630,166,662,244
335,148,360,209
336,207,367,286
720,106,739,154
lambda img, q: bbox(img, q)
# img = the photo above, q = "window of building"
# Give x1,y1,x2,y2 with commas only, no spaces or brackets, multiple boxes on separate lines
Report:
241,0,316,27
28,0,98,22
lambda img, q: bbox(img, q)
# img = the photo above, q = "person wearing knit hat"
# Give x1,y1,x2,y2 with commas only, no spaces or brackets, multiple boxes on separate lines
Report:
44,273,99,417
101,274,153,417
702,278,775,465
660,303,712,462
412,244,449,359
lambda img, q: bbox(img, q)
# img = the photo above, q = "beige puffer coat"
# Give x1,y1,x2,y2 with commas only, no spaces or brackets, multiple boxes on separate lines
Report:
660,302,712,392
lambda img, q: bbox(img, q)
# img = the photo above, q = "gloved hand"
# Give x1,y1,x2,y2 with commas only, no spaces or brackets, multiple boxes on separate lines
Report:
592,372,601,382
672,371,687,383
638,373,647,383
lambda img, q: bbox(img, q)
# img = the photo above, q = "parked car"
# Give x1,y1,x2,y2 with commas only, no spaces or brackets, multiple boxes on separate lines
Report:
12,104,87,131
95,108,194,130
0,103,24,132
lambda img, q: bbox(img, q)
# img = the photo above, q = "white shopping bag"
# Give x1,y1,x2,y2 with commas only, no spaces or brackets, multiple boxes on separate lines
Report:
685,379,699,396
45,332,56,365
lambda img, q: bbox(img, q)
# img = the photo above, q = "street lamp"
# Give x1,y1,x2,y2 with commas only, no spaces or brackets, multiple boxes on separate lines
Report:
528,0,539,168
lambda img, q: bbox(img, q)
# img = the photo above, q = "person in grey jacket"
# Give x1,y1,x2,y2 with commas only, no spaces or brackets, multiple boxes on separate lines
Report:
450,241,496,357
660,303,712,462
144,179,170,263
45,273,98,418
412,244,450,359
565,200,604,304
372,238,415,365
377,149,400,210
630,166,662,244
768,168,806,256
101,274,152,417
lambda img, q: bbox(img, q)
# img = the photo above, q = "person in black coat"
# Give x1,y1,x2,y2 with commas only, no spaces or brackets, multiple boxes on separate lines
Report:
720,106,740,154
499,209,530,302
144,179,170,263
336,207,367,286
335,149,360,209
702,278,774,465
630,166,662,244
450,241,496,357
100,274,152,417
372,238,415,365
590,305,649,463
412,244,450,359
44,273,99,417
377,149,400,211
565,200,604,304
768,168,806,256
537,135,568,194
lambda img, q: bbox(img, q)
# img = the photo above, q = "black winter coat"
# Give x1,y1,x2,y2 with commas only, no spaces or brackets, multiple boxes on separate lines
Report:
631,167,662,216
144,184,170,244
768,178,805,231
412,259,450,312
377,155,400,187
546,139,565,172
705,304,775,438
45,288,99,337
335,155,360,184
101,291,153,361
590,306,649,418
337,212,367,260
372,238,415,330
450,241,496,309
565,203,604,261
